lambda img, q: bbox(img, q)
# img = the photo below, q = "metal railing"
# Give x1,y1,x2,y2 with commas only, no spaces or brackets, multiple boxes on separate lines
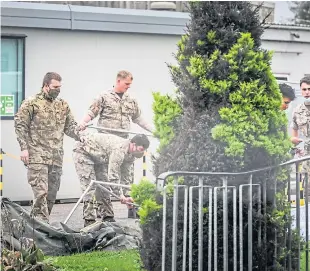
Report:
157,156,310,271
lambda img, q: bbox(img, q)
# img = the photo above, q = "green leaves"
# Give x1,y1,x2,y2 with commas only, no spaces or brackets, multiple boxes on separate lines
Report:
137,199,162,225
130,178,157,206
152,92,182,151
130,178,162,225
206,30,217,43
209,34,291,159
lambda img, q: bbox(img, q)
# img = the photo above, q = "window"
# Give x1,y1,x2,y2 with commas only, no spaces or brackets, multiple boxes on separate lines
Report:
1,35,26,119
274,74,289,82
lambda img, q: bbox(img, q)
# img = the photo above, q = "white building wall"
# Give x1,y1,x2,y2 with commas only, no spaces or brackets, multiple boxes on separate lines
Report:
262,27,310,83
261,27,310,126
1,26,179,201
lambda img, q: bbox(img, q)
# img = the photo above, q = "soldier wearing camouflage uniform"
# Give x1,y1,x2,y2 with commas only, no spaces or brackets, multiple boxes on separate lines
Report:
79,70,154,137
291,77,310,169
72,132,150,227
78,70,154,218
14,72,81,223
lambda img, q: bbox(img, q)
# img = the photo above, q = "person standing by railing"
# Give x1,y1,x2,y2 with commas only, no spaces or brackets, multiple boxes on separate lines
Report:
279,83,296,111
72,133,149,227
14,72,83,223
291,76,310,160
78,70,154,219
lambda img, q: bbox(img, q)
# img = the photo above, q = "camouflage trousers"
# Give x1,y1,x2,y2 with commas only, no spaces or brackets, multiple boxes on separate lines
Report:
27,163,62,222
73,151,114,221
96,163,134,218
302,145,310,172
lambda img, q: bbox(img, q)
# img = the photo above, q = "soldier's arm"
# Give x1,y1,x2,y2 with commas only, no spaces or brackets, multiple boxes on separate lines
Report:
14,99,32,151
64,103,80,141
292,129,299,138
131,100,154,133
80,95,105,126
120,161,134,195
108,150,126,196
291,111,303,145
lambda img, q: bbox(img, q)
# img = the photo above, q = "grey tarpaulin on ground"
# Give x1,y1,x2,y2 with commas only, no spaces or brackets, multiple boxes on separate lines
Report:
1,198,142,256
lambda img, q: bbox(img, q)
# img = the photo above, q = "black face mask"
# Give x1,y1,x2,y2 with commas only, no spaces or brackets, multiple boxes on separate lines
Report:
132,151,144,158
47,87,60,100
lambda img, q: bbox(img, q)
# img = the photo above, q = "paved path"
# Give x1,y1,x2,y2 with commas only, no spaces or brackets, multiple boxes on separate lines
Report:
22,202,310,240
291,204,310,240
23,201,138,231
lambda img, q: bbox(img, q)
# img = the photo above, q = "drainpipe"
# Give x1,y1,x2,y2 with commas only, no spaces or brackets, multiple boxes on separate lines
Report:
67,4,73,30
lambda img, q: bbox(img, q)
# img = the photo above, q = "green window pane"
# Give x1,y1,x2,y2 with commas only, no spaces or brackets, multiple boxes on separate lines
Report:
1,38,24,117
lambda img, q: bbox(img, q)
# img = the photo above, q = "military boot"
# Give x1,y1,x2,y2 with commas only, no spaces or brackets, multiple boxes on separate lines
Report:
128,207,139,219
102,216,116,222
84,219,96,227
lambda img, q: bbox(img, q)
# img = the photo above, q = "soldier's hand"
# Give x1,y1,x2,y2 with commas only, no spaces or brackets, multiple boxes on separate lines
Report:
120,195,127,204
120,196,134,205
78,121,88,131
20,150,29,165
295,148,304,157
126,197,134,204
80,135,87,143
291,137,303,145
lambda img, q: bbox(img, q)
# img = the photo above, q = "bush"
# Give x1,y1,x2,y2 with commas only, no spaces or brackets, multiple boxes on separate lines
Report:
152,92,182,151
131,178,162,225
139,1,298,270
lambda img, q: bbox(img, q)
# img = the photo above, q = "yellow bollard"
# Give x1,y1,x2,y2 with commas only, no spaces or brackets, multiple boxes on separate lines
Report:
143,151,147,177
290,162,305,207
300,176,305,206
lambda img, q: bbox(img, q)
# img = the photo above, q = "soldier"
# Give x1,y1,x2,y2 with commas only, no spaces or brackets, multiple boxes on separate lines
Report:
279,83,296,111
291,77,310,160
72,132,150,227
78,70,154,218
78,70,154,135
14,72,82,223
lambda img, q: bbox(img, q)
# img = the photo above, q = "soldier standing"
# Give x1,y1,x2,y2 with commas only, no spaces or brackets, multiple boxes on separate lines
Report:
279,83,296,111
78,70,154,218
79,70,154,135
72,133,150,227
14,72,82,223
291,77,310,163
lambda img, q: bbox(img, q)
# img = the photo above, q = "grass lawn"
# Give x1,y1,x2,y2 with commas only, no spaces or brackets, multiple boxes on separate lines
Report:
47,249,145,271
301,248,309,271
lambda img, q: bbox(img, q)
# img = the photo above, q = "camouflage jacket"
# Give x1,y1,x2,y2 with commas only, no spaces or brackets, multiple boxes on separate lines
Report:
291,103,310,153
73,133,136,190
87,90,153,138
14,91,80,166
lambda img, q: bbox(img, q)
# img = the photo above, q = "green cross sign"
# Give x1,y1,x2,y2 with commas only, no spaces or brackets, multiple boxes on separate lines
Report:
0,95,14,117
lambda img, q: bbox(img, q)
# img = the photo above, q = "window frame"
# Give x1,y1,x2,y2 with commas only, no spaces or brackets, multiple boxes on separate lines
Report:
1,34,26,120
274,73,289,82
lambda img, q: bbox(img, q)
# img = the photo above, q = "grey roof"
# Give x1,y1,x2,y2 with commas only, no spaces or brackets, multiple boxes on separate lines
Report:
1,1,189,35
2,1,310,34
266,22,310,30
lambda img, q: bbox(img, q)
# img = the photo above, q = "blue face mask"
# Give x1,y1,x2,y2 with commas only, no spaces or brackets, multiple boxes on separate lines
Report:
303,96,310,105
